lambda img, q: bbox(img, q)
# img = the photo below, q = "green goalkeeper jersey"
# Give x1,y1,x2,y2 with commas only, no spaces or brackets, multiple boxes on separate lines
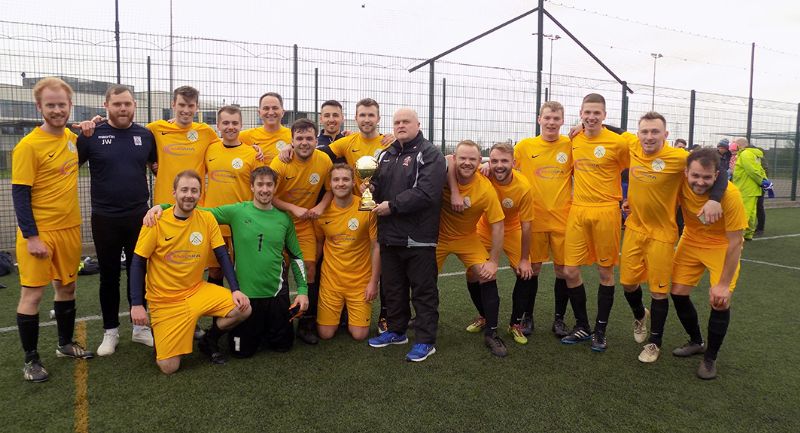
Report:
163,201,307,298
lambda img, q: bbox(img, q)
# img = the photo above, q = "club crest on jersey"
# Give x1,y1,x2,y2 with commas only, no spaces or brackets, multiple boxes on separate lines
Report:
463,196,472,208
556,152,568,164
593,146,606,158
231,158,243,170
502,198,514,209
402,156,412,167
651,158,666,172
134,136,142,146
189,232,203,246
309,173,321,185
67,140,76,153
348,218,359,231
186,130,199,142
276,140,287,150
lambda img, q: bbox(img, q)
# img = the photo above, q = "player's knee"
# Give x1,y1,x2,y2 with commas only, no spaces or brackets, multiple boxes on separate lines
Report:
305,261,316,283
157,358,180,375
531,263,542,276
317,325,336,340
553,264,567,279
54,281,76,298
670,284,692,296
622,284,638,293
349,326,369,341
19,286,46,310
651,292,668,300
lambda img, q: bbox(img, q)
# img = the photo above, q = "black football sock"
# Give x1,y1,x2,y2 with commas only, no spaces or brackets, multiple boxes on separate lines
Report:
17,313,40,362
54,300,76,346
705,308,730,361
624,285,646,320
568,284,589,329
510,277,528,325
306,281,320,319
524,275,539,318
648,298,669,347
671,294,703,344
554,278,569,319
595,284,615,333
205,317,225,342
467,281,485,317
480,280,500,334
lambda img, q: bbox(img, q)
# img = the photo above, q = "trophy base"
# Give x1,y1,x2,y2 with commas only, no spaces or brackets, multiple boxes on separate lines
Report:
358,203,377,212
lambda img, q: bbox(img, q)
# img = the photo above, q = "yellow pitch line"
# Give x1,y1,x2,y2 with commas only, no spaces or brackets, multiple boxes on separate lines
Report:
73,321,89,433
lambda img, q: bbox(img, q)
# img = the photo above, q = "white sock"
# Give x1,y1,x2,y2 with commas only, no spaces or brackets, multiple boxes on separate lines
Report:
105,327,119,336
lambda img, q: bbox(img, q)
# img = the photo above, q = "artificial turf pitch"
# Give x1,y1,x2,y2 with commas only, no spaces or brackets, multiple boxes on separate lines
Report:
0,208,798,433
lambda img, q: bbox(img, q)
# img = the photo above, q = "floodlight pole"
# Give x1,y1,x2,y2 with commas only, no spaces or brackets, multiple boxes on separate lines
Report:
532,33,560,105
169,0,174,93
115,0,121,83
651,53,662,110
746,42,755,142
535,0,544,135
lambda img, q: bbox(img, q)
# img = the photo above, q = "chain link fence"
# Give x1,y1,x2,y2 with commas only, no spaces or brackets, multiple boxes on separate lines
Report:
1,20,797,249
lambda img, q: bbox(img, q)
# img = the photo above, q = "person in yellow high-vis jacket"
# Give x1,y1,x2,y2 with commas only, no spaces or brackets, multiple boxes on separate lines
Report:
731,137,767,240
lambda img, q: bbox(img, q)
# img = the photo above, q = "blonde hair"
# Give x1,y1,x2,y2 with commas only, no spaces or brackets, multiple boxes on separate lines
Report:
33,77,73,103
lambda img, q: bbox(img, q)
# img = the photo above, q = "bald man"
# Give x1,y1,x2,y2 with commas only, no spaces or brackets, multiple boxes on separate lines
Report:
367,108,446,362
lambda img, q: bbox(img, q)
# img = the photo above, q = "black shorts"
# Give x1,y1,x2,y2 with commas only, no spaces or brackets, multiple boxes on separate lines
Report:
227,290,294,358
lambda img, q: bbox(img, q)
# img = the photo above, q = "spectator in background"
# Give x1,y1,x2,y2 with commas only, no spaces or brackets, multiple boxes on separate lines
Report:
674,138,688,151
727,141,739,175
717,139,732,175
732,137,769,241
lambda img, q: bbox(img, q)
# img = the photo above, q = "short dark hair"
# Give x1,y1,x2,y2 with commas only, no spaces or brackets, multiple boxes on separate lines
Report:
582,93,606,108
674,138,687,146
173,170,202,192
259,92,283,108
291,118,318,137
687,148,721,172
216,105,242,122
356,98,380,115
172,86,199,103
330,162,354,179
639,111,667,128
321,100,343,111
105,84,134,102
251,166,278,186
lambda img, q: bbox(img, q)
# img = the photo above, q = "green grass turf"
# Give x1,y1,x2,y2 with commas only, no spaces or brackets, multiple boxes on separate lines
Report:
0,208,798,433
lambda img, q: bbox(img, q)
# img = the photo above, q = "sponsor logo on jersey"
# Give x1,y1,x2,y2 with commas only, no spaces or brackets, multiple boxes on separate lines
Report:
347,218,359,231
231,158,244,170
593,146,606,158
99,135,114,145
186,130,199,142
165,250,202,264
208,170,237,183
574,158,600,172
60,159,79,175
189,232,203,246
556,152,569,164
163,143,196,156
502,198,514,209
630,166,658,183
535,166,566,179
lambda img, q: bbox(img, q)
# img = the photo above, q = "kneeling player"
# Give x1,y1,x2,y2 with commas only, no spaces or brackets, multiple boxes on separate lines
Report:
670,149,747,380
130,171,251,374
314,164,379,340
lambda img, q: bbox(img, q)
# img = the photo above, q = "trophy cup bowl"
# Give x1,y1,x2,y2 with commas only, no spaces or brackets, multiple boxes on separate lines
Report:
356,156,378,211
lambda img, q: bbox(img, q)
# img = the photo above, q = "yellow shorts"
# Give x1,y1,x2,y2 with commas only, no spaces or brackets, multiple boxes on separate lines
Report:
149,282,236,360
295,219,317,264
478,227,527,268
564,204,621,267
530,231,566,265
16,226,81,287
317,287,372,327
619,229,675,293
436,236,490,271
672,239,740,292
207,235,234,268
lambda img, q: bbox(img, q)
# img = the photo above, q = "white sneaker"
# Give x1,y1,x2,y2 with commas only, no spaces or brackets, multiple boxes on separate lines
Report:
97,329,120,356
633,308,650,343
638,342,661,363
132,326,154,347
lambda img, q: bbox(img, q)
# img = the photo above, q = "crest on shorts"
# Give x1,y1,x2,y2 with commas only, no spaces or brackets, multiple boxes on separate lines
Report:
189,232,203,246
276,140,287,150
309,173,320,185
556,152,568,164
463,196,472,208
348,218,359,231
134,136,142,146
593,146,606,158
502,198,514,209
231,158,243,170
651,158,665,172
186,130,199,142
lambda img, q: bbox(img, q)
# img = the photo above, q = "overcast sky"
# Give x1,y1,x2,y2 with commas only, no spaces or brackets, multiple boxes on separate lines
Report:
2,0,799,102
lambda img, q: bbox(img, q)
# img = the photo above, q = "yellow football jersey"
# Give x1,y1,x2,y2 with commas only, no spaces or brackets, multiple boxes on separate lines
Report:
134,209,225,304
440,174,504,241
269,149,333,213
314,197,378,292
147,120,220,205
679,181,748,248
11,127,81,230
205,142,262,236
571,128,633,206
626,143,687,243
514,135,572,232
328,133,390,195
476,172,533,235
239,126,291,165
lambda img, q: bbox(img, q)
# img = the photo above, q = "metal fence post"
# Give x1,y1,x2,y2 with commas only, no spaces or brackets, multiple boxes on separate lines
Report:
314,68,319,123
429,61,435,141
147,55,153,206
620,81,628,131
792,102,799,201
441,77,446,153
688,90,696,147
293,44,299,120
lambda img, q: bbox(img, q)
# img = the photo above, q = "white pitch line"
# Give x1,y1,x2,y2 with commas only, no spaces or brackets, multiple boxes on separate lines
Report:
740,258,800,271
751,233,800,241
0,312,130,334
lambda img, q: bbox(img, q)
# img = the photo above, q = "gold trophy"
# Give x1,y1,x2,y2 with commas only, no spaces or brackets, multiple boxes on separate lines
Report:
356,155,378,211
